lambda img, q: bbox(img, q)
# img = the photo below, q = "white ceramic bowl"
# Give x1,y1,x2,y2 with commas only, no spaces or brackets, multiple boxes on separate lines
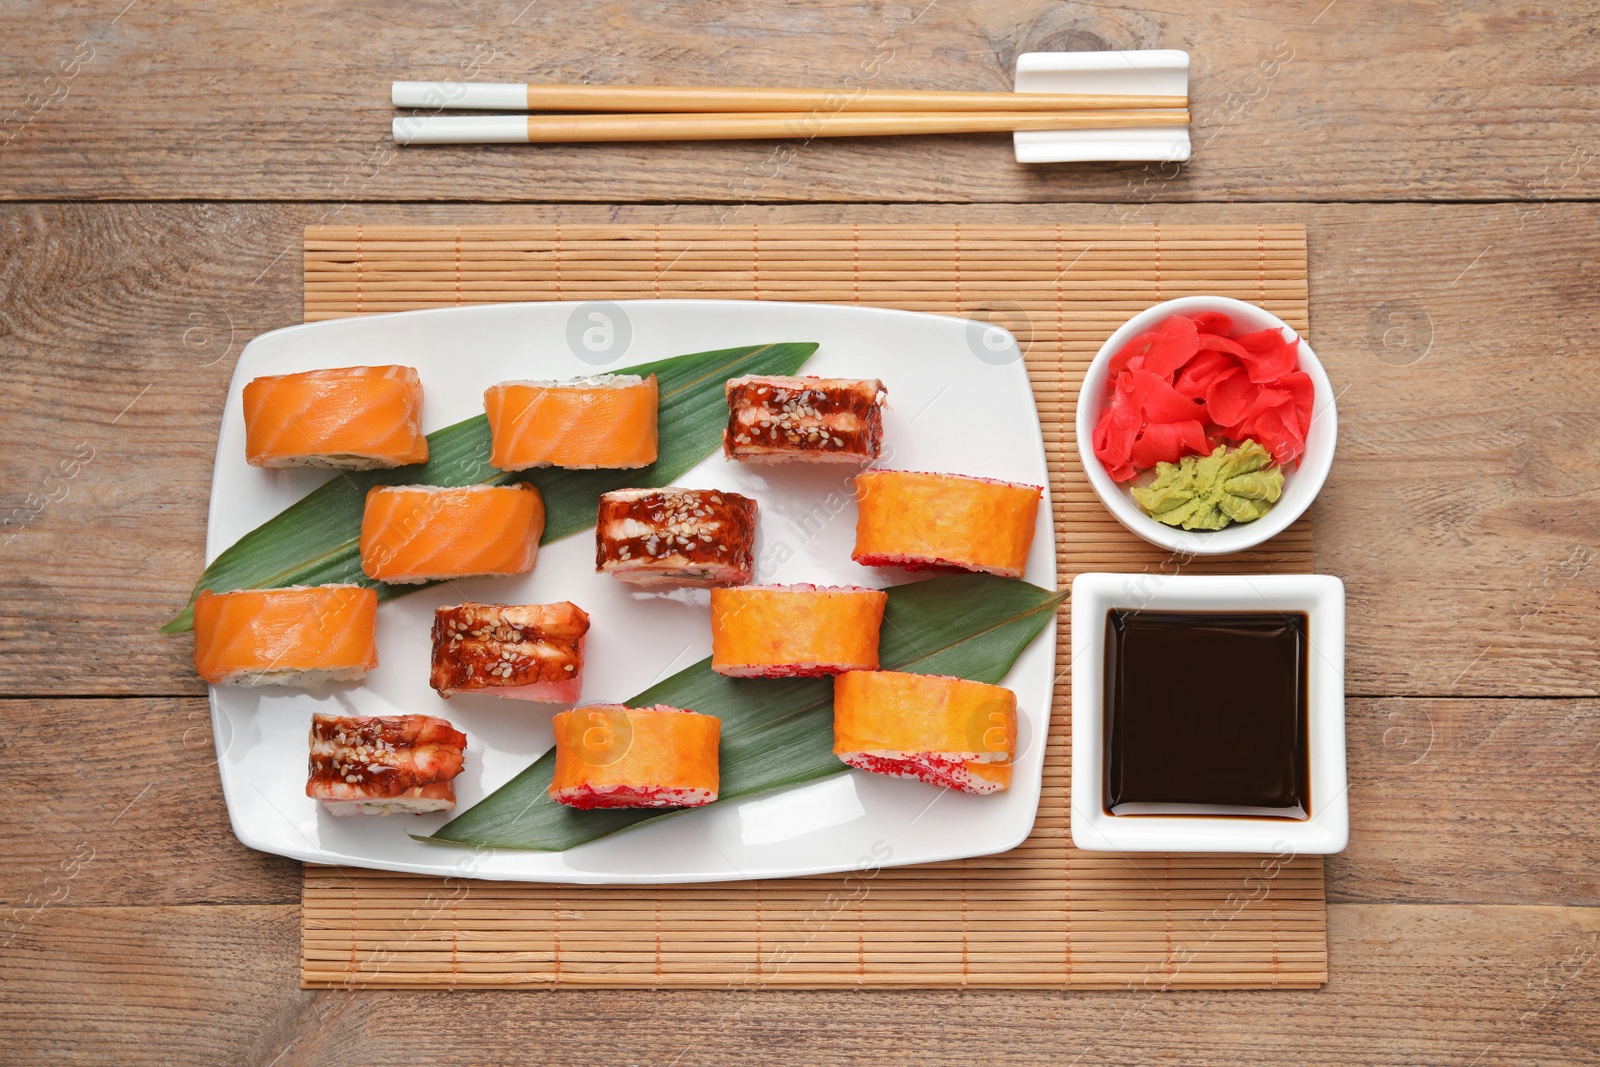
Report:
1075,296,1337,556
1070,572,1349,854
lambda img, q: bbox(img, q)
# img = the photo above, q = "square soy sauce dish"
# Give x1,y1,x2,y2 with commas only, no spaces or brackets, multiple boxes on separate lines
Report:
1070,573,1348,854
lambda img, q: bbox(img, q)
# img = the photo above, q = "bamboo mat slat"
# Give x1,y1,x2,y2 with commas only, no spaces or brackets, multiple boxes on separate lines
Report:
299,223,1322,991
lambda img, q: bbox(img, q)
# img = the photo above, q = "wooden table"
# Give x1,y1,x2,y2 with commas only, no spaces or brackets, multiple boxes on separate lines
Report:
3,1,1597,1062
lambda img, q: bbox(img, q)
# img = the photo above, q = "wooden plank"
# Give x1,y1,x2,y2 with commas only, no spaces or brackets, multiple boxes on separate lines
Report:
2,202,1597,697
0,697,303,908
2,902,1596,1064
4,696,1595,911
1,1,1597,203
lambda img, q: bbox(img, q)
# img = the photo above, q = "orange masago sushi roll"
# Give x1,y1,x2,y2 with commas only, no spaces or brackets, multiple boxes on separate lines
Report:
360,483,543,584
833,670,1018,795
548,704,720,809
192,585,378,687
853,470,1042,580
243,365,427,469
484,374,658,470
710,583,887,678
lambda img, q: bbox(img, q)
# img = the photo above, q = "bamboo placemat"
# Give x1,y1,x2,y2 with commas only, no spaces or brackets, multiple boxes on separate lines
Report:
299,223,1323,990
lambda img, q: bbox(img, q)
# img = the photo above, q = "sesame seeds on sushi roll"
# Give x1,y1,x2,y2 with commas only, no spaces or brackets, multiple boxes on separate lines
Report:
243,365,428,470
484,373,659,471
429,601,590,702
307,712,467,816
192,585,378,688
723,375,886,464
548,704,720,809
359,483,544,584
709,583,888,678
596,487,758,587
852,470,1042,580
833,670,1017,795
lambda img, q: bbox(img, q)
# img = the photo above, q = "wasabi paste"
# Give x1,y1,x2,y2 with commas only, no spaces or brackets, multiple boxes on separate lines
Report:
1130,440,1284,531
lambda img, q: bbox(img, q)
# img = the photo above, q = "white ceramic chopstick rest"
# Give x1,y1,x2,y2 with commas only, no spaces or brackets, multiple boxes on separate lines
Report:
1013,50,1191,164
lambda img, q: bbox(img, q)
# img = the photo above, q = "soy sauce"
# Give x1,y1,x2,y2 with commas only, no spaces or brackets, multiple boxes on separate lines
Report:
1103,609,1309,819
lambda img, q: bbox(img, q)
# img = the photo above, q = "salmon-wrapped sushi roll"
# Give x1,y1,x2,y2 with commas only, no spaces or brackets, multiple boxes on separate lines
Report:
710,583,887,678
307,713,467,816
243,365,427,469
192,585,378,687
484,374,658,470
723,375,885,463
833,670,1017,795
853,470,1042,579
360,483,543,584
548,704,720,809
430,601,589,702
596,487,758,587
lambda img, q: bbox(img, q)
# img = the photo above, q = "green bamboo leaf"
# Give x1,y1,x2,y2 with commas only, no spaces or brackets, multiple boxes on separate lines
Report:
421,574,1066,851
161,342,818,633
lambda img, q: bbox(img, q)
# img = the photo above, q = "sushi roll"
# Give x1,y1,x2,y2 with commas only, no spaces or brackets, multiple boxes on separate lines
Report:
192,585,378,687
430,601,590,702
595,487,758,587
710,583,887,678
360,483,544,584
483,373,658,470
548,703,720,809
306,713,468,816
723,375,886,464
243,365,427,469
853,470,1042,579
833,670,1017,795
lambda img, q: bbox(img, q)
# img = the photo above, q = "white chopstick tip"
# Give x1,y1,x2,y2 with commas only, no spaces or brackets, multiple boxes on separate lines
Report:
392,80,528,111
394,115,530,145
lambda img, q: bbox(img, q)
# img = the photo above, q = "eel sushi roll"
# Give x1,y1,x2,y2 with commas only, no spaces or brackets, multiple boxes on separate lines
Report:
483,373,658,470
306,713,468,816
723,374,886,463
833,670,1017,795
243,365,427,469
430,601,590,702
710,584,887,678
192,585,378,687
548,704,720,809
360,483,544,584
595,487,758,587
853,470,1043,580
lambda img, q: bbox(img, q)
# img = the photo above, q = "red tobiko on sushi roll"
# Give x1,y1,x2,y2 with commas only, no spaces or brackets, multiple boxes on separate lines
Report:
548,704,720,809
851,470,1042,579
1092,310,1315,482
709,584,887,678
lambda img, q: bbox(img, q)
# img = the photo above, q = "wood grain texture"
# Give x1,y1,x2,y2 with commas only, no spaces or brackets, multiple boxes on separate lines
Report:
2,202,1596,697
4,697,1593,912
2,1,1598,202
3,902,1596,1064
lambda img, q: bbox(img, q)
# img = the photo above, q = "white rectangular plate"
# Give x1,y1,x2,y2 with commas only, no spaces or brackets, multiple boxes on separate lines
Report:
207,299,1056,883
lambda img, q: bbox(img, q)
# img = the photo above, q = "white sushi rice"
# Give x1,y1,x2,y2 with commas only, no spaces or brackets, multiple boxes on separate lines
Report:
488,373,645,389
320,794,457,817
217,665,371,689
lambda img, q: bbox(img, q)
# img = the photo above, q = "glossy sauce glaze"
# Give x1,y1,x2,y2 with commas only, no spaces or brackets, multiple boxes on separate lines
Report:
723,375,885,460
1103,609,1309,819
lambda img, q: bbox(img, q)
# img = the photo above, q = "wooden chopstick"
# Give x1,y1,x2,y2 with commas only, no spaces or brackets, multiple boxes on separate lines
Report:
393,109,1191,145
390,80,1188,113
